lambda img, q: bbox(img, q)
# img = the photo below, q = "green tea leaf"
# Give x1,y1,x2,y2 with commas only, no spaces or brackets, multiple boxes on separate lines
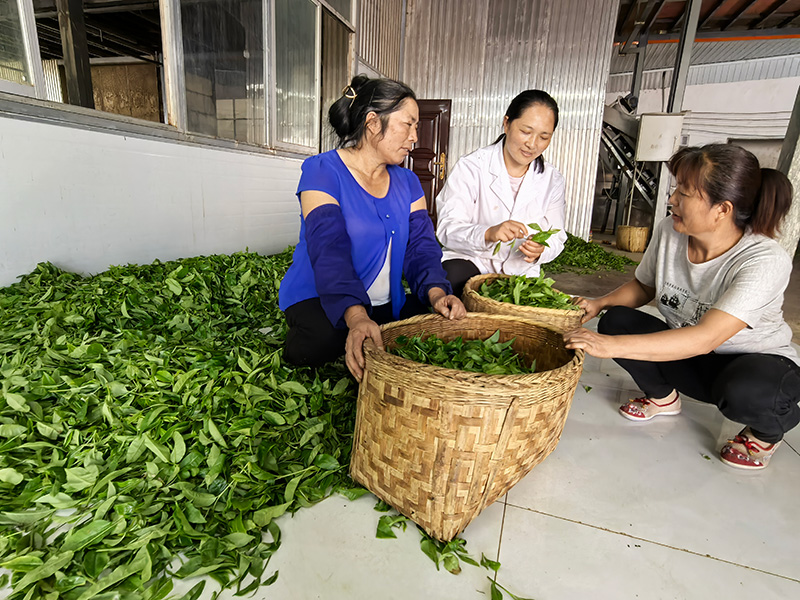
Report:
143,432,171,463
375,514,408,539
481,553,501,573
1,555,43,572
0,467,24,485
278,381,308,395
171,431,186,463
37,493,77,510
4,392,30,412
174,580,205,600
0,423,27,438
64,465,99,492
252,502,290,527
15,551,74,591
62,519,116,552
313,454,339,470
84,550,110,578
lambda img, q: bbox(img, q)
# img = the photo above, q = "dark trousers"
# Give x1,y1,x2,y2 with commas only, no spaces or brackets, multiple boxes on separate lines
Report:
443,259,481,299
283,295,429,368
598,306,800,443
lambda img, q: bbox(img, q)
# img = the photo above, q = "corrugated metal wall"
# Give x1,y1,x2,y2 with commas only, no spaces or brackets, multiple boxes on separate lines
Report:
357,0,404,80
609,39,800,75
403,0,619,239
608,55,800,94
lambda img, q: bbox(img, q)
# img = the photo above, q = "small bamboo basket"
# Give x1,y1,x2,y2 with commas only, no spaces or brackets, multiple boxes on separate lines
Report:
349,313,584,541
616,225,649,253
462,273,584,332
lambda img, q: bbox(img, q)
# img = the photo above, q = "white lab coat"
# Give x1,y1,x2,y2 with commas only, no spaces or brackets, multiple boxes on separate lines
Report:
435,140,567,277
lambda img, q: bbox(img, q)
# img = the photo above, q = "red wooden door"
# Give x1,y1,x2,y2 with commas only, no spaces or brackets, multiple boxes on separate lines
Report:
405,99,451,225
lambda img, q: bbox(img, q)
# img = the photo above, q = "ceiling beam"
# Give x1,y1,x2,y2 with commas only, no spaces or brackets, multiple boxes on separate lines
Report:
698,0,728,29
722,0,761,31
639,25,800,42
752,0,790,29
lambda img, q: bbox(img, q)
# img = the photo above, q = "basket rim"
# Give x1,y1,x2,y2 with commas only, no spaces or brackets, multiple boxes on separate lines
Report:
365,312,584,383
463,273,585,318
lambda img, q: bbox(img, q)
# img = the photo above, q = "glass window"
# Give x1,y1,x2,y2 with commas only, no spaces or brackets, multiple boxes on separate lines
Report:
323,0,352,22
0,0,33,89
32,3,166,120
320,9,350,152
274,0,317,149
181,0,266,145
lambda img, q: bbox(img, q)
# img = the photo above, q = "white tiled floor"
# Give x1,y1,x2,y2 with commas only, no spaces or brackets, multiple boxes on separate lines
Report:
190,320,800,600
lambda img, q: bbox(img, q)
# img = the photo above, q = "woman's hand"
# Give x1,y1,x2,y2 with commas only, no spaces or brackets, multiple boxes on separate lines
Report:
572,296,604,324
485,220,528,244
517,240,545,263
428,287,467,320
344,306,383,382
563,328,618,358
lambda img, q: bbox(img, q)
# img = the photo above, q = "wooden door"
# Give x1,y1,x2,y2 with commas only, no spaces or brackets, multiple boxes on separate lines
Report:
405,99,451,225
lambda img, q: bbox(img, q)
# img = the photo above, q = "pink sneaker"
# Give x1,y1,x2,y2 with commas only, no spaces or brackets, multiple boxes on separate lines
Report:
720,428,782,470
619,392,681,422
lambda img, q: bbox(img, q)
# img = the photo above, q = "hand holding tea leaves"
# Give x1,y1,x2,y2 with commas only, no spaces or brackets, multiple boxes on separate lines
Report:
492,222,560,259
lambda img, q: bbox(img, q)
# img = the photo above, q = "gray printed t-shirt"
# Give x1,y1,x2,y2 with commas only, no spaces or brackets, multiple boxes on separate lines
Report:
635,217,799,365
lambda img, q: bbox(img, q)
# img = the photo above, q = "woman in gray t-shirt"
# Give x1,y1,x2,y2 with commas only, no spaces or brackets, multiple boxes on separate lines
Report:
564,144,798,471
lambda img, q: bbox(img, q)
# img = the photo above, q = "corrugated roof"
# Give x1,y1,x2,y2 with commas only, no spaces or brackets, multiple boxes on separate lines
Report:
610,38,800,74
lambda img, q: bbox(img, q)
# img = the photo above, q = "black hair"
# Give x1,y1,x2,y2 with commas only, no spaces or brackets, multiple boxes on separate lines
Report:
328,75,416,148
668,144,793,239
493,89,559,174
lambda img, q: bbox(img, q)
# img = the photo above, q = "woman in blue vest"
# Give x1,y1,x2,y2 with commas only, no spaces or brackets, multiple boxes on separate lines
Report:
279,75,466,380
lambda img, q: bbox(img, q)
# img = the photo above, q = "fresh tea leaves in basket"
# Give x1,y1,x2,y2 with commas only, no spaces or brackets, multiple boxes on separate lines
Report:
389,330,534,375
479,274,580,311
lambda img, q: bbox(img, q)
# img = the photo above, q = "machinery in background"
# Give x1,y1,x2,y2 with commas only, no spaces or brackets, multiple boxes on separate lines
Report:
596,95,685,237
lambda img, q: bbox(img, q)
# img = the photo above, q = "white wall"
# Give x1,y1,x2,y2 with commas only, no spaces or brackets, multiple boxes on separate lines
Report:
0,116,303,287
606,77,800,148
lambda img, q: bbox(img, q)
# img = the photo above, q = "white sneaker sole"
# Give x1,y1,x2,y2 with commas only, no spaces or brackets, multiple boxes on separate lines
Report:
719,455,768,470
618,407,681,422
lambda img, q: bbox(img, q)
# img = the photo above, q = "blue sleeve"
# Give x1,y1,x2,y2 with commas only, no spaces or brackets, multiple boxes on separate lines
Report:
305,203,371,328
406,169,425,202
403,210,453,303
297,154,341,198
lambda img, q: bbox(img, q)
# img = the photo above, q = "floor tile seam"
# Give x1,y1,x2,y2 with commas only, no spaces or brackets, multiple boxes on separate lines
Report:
502,503,800,585
786,439,799,456
491,495,508,585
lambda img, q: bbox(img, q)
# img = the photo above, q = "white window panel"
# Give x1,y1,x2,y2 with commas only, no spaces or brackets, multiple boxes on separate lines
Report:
273,0,319,151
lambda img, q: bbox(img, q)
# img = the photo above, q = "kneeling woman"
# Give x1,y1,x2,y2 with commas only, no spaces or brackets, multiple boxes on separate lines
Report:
279,75,465,380
564,144,799,470
435,90,567,298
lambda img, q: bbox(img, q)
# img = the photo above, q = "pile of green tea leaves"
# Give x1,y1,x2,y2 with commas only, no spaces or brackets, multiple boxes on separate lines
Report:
543,233,637,274
389,331,532,375
0,251,365,600
480,275,580,311
0,251,532,600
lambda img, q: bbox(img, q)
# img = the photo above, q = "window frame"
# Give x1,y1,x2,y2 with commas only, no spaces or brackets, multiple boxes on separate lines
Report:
269,0,323,154
1,0,354,157
1,0,46,98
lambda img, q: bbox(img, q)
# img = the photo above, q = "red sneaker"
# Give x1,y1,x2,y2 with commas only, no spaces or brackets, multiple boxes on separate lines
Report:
619,392,681,422
720,428,782,470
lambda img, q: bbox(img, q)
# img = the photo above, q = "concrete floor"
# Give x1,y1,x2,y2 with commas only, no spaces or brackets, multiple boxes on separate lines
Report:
550,232,800,344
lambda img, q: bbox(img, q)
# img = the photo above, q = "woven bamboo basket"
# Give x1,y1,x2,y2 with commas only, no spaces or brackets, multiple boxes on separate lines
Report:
349,312,584,541
616,225,649,252
462,273,584,332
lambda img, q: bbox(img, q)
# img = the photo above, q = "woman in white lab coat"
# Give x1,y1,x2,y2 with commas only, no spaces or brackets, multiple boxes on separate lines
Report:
435,90,567,297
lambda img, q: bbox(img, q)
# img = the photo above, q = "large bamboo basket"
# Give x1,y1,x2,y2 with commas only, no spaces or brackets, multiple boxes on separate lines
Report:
462,273,584,332
349,313,584,541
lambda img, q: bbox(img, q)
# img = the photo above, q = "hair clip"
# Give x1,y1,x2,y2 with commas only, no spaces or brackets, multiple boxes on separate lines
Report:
342,85,357,107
